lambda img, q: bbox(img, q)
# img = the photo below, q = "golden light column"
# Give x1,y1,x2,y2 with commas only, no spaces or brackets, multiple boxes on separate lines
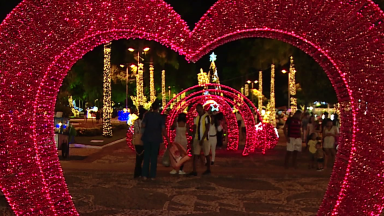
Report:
150,65,156,103
245,84,249,97
162,70,166,108
137,63,144,106
289,56,297,113
258,71,263,114
270,64,276,127
197,68,209,86
103,42,112,137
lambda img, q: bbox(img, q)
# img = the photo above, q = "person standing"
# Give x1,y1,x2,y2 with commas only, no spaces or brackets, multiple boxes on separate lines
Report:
188,104,211,176
133,108,144,178
235,112,243,141
301,113,309,143
208,114,223,165
170,113,188,175
141,102,170,180
284,110,302,169
323,120,338,169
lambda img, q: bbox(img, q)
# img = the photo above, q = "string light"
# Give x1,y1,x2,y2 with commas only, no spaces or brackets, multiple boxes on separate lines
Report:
103,43,112,137
269,64,276,127
245,83,249,97
258,71,263,114
137,63,144,106
162,84,268,154
289,56,297,113
162,70,166,108
0,0,383,215
150,64,156,103
197,68,209,86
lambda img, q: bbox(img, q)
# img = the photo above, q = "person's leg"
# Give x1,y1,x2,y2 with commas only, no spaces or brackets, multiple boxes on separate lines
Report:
292,138,302,168
149,142,160,179
285,138,293,168
188,139,200,176
323,148,330,168
203,140,211,174
134,145,144,178
142,143,151,178
330,148,336,167
210,138,217,163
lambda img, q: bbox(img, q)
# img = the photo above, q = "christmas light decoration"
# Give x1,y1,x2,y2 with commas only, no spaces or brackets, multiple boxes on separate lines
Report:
0,0,383,215
289,56,297,113
162,84,264,154
270,64,276,127
162,70,166,108
258,71,263,114
245,83,249,97
197,68,209,86
150,64,156,103
103,43,113,137
137,63,144,106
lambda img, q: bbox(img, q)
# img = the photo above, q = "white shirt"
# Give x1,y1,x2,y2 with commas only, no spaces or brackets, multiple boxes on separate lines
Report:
208,124,223,136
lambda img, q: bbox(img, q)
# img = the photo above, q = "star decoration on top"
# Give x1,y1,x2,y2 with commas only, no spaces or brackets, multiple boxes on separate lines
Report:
210,52,217,62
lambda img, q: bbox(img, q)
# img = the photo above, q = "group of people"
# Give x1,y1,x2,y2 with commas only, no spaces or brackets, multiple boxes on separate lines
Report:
131,102,224,180
284,111,339,171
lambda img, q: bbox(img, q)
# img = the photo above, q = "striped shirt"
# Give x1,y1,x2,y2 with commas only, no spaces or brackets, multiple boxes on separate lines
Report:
287,117,301,138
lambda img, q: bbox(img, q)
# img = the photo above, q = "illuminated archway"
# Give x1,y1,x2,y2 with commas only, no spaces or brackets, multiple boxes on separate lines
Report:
165,95,240,150
163,86,258,154
0,0,383,215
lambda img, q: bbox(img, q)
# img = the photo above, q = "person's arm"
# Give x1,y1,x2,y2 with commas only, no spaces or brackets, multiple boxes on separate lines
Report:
200,116,209,143
217,125,223,132
161,116,170,144
283,119,289,142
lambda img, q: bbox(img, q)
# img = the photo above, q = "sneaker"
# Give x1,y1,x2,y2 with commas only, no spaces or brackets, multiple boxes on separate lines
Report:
317,168,324,172
170,169,177,175
202,170,211,175
187,171,197,177
178,170,186,175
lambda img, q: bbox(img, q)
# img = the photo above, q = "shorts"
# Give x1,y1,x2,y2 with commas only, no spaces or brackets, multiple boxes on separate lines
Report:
317,158,324,163
287,137,302,152
192,139,210,156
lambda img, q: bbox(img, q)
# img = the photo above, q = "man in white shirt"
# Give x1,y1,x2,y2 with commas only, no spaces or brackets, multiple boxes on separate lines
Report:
188,104,211,176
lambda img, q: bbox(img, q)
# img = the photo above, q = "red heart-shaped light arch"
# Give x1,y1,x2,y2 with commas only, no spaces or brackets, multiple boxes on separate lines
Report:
0,0,384,215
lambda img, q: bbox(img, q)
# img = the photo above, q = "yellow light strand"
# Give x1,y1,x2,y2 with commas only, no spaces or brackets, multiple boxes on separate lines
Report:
150,65,156,103
258,70,263,114
270,64,276,127
289,56,297,113
162,70,166,108
103,42,112,137
137,63,144,106
245,84,249,97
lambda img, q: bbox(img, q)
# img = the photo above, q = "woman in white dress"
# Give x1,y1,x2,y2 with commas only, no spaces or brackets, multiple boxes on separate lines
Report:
208,114,223,165
322,120,338,168
170,113,188,175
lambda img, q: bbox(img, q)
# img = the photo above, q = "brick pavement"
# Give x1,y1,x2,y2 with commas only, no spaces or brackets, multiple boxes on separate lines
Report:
2,132,377,215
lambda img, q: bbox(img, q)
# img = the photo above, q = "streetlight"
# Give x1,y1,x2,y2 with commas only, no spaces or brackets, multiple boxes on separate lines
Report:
281,69,290,109
247,80,258,104
128,47,150,107
120,64,130,109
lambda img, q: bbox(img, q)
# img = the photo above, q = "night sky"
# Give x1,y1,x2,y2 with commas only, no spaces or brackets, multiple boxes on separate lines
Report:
0,1,305,108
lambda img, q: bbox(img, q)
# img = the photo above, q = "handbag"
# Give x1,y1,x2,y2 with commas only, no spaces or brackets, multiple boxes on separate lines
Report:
161,147,171,167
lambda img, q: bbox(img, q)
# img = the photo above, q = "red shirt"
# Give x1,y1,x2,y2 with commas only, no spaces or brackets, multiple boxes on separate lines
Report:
286,117,301,138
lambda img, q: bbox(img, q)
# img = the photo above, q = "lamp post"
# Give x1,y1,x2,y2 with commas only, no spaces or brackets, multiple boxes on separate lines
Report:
281,69,290,109
128,47,150,106
119,64,129,109
247,80,258,104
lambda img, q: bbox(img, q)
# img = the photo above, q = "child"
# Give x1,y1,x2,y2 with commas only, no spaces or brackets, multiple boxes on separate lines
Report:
307,133,317,169
315,142,325,171
170,113,189,175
